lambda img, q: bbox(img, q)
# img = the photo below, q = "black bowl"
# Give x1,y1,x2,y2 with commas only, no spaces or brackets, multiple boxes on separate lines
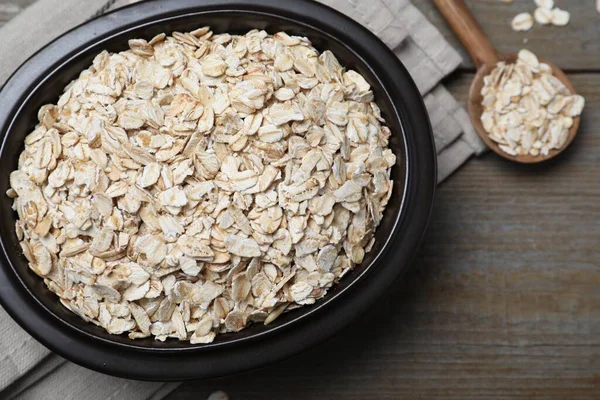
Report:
0,0,436,380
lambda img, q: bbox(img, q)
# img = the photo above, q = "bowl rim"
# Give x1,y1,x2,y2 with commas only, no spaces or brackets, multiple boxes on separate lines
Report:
0,0,436,380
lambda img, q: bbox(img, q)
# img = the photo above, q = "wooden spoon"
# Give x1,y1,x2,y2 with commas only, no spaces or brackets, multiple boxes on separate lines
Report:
433,0,580,163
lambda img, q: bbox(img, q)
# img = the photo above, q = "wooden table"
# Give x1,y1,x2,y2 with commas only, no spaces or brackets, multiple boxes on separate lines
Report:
2,0,599,398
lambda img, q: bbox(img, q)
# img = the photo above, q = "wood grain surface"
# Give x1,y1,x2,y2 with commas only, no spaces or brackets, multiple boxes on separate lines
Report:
413,0,600,71
1,0,599,398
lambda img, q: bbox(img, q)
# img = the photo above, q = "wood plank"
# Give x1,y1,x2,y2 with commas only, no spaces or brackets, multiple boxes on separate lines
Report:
412,0,600,72
168,73,600,398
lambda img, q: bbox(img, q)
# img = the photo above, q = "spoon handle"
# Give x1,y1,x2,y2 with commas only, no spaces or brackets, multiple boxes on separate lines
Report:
433,0,498,68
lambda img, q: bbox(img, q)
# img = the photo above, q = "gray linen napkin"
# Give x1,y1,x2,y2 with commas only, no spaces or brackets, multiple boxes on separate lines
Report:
0,0,485,398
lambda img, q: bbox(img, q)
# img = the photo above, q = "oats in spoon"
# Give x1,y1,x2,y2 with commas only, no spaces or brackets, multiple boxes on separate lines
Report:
480,49,584,157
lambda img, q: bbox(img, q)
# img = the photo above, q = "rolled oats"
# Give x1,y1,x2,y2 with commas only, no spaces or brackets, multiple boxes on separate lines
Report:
533,7,553,25
480,49,584,157
511,13,534,32
550,8,570,26
511,0,573,30
534,0,554,9
8,27,395,343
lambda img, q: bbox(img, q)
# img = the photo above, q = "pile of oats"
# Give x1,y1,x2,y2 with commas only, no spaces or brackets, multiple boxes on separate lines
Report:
480,49,584,157
7,27,395,343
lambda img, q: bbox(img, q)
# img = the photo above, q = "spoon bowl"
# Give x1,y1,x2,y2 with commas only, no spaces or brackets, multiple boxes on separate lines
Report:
434,0,581,163
469,53,580,163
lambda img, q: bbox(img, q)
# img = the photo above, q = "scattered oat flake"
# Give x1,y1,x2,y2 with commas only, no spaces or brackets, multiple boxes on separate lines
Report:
534,7,553,24
551,8,570,26
512,1,572,30
512,13,534,31
534,0,554,9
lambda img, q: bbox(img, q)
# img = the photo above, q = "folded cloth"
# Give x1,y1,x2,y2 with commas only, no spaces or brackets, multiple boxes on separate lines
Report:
0,0,485,398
